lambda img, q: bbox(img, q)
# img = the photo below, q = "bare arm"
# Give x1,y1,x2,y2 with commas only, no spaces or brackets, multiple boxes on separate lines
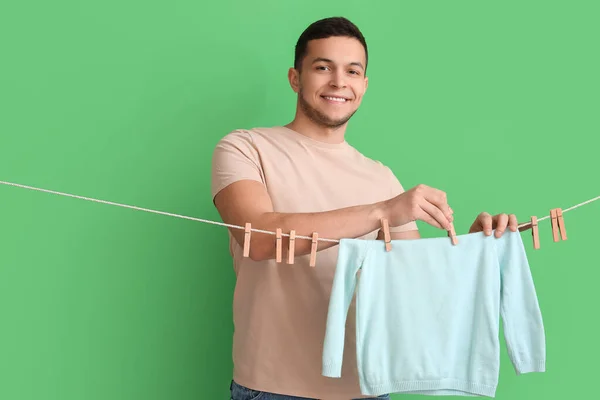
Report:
213,180,389,261
213,180,448,261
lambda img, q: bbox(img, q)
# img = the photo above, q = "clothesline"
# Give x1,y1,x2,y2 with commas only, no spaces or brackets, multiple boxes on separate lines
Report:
1,179,598,244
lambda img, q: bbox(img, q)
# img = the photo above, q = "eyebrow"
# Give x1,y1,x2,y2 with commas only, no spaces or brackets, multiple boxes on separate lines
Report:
311,57,364,70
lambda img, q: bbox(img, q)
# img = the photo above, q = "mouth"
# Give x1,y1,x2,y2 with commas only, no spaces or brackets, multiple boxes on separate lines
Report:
320,95,350,104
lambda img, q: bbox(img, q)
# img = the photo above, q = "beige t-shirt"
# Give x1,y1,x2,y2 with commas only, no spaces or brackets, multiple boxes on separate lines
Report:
211,126,418,399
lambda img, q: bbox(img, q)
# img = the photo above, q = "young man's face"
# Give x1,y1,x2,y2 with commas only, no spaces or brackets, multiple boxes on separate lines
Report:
290,36,369,129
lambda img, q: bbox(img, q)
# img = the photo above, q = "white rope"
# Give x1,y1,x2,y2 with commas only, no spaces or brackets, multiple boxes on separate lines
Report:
516,195,600,229
1,180,598,243
0,180,338,242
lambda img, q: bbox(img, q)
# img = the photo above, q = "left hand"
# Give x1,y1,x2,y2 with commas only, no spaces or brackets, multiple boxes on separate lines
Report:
469,212,518,238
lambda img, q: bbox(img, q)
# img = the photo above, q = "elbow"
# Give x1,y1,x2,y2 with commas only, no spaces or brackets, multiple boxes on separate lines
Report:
247,240,272,262
248,249,265,262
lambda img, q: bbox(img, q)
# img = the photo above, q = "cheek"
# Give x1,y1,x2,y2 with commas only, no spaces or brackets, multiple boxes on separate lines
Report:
299,80,315,96
301,75,327,93
354,85,367,102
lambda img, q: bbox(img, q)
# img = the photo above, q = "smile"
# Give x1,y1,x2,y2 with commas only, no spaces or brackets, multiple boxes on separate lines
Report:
321,96,349,103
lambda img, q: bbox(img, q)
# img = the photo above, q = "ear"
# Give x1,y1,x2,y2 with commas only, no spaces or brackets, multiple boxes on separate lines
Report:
288,67,300,93
364,75,369,94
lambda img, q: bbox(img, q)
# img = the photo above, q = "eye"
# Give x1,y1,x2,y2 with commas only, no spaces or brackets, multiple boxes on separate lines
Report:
316,65,330,71
349,70,360,75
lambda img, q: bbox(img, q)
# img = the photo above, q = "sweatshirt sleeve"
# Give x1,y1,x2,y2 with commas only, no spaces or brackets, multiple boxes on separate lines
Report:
496,230,546,375
322,239,366,378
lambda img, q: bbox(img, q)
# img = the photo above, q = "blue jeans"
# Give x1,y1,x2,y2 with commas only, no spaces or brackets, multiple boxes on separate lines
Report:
230,380,390,400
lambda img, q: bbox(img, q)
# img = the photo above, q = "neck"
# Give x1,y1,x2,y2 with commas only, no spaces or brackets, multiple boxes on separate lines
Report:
284,112,347,145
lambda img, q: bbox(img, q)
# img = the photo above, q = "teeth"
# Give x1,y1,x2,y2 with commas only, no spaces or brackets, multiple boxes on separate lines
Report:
323,96,346,102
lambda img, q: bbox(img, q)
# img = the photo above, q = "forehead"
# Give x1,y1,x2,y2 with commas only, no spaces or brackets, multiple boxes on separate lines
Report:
304,36,366,65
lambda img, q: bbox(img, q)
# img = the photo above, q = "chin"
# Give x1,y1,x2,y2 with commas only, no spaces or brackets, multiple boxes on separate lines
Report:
299,94,357,127
323,116,353,128
326,110,355,122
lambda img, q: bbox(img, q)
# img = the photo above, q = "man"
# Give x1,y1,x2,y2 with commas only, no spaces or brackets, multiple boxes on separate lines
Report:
211,16,519,400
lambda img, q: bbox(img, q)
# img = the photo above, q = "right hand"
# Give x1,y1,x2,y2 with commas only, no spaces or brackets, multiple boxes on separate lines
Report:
383,184,454,231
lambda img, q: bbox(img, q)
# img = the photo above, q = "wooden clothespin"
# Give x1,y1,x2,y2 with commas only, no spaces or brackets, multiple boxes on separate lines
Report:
531,216,540,249
243,223,252,257
309,232,319,267
557,208,567,241
550,208,568,242
550,209,559,242
287,230,296,265
381,218,392,251
447,222,458,245
275,228,282,263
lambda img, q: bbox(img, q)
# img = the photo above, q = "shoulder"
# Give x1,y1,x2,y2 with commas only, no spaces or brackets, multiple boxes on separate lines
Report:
214,126,288,153
212,126,268,151
215,126,281,144
214,128,254,148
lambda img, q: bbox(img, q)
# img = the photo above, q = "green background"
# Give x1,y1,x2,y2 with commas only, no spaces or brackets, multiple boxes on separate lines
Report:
1,0,598,399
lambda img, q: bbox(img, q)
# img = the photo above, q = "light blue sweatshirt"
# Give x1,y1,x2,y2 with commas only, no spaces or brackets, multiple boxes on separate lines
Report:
322,230,546,397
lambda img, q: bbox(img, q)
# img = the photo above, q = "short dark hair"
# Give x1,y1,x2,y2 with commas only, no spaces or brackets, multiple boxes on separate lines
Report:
294,17,368,74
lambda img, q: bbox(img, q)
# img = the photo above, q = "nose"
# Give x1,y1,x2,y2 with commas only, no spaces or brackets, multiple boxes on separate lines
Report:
329,70,347,88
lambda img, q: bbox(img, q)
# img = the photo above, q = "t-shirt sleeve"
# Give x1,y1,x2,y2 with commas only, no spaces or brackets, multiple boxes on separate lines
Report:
211,129,265,201
385,166,419,233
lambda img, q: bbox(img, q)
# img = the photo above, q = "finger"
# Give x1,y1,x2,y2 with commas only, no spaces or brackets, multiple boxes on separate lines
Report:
414,206,445,229
422,188,453,222
420,200,453,231
494,213,509,238
468,216,483,233
478,212,493,236
414,202,445,229
469,220,481,234
508,214,518,232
